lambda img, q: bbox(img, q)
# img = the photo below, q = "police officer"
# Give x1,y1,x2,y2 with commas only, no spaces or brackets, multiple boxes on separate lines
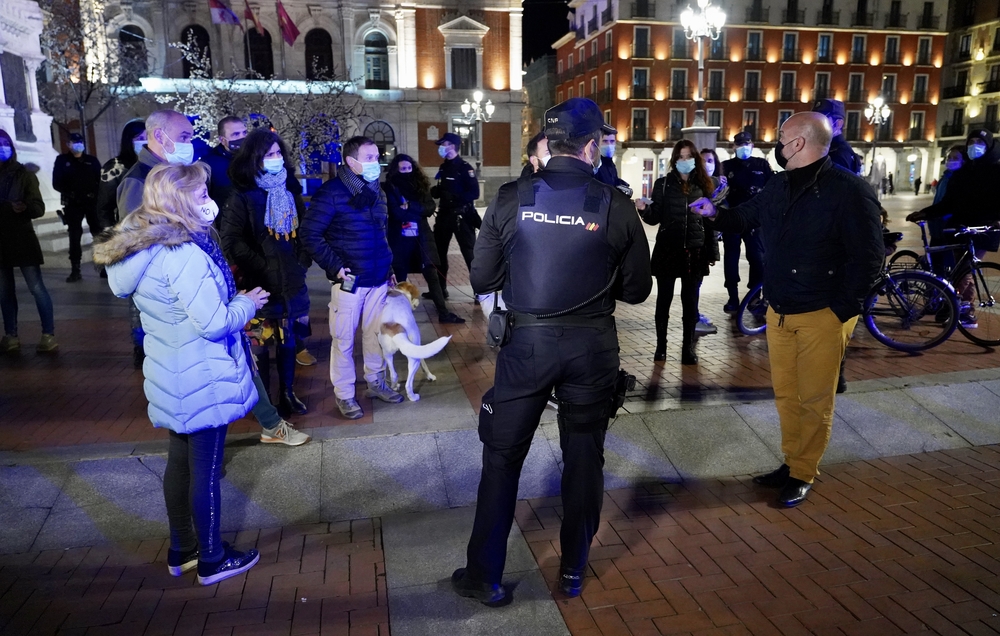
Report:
721,131,772,312
451,98,652,606
812,99,862,175
594,131,632,195
430,132,480,299
52,133,102,282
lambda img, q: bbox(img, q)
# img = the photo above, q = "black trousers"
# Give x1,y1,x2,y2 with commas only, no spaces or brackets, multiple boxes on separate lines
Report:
433,211,476,293
722,230,764,297
655,274,703,345
465,324,619,584
391,234,448,315
65,205,102,268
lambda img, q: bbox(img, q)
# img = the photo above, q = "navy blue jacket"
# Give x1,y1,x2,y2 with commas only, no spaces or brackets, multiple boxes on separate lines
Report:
712,157,883,321
300,173,393,288
433,156,479,212
203,145,235,208
722,156,773,208
828,135,862,175
594,156,629,191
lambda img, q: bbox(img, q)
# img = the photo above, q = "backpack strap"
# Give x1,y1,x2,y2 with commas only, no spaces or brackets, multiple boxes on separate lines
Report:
516,173,535,207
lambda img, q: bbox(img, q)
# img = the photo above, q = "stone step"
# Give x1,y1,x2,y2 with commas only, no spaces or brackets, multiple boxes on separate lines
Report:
33,216,92,253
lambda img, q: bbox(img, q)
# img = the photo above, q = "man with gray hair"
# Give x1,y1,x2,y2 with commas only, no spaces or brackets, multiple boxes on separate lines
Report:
116,110,195,216
690,112,883,507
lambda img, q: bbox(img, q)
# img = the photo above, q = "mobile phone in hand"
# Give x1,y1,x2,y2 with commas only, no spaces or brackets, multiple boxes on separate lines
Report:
340,273,357,293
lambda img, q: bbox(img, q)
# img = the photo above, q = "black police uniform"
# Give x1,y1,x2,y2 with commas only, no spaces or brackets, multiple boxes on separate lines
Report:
828,135,862,175
594,155,631,195
463,155,652,586
52,151,102,271
432,155,480,294
721,155,772,302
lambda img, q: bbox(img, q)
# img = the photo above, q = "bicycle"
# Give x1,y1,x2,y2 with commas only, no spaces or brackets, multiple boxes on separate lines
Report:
887,222,1000,347
736,268,959,353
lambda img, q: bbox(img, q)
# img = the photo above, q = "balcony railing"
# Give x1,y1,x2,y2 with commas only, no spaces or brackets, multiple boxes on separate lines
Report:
876,125,892,141
599,48,613,64
916,52,931,66
708,45,730,61
781,8,805,23
908,126,925,140
881,89,898,103
918,15,940,29
671,85,692,100
782,47,801,62
631,125,649,141
366,79,390,90
586,56,599,70
816,9,840,25
941,122,966,137
631,84,653,99
707,85,725,100
575,26,585,40
813,87,830,100
884,50,900,64
588,17,598,33
845,126,862,141
847,89,865,103
954,49,972,63
969,120,1000,133
743,86,762,101
556,71,572,84
593,87,613,104
851,50,867,64
912,90,928,103
632,43,652,59
629,2,655,19
742,126,758,141
602,7,612,24
942,83,970,99
745,47,765,62
981,79,1000,94
851,12,874,26
779,87,798,102
746,6,770,22
884,12,908,28
671,43,692,59
573,63,584,76
669,126,684,141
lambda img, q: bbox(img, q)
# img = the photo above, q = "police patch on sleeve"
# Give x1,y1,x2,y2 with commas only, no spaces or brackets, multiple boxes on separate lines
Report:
468,170,476,178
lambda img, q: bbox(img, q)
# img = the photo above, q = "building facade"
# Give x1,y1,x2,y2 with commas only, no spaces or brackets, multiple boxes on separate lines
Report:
522,53,556,152
936,0,1000,176
88,0,525,201
554,0,947,193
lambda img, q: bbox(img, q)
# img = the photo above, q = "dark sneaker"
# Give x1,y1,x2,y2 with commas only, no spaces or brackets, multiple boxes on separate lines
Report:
723,300,740,314
336,397,364,420
451,568,510,607
439,312,466,324
558,569,584,597
66,269,82,283
167,547,199,576
365,379,404,404
197,546,260,586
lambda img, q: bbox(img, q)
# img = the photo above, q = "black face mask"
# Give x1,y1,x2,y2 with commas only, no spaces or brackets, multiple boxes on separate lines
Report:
227,138,244,152
774,139,795,170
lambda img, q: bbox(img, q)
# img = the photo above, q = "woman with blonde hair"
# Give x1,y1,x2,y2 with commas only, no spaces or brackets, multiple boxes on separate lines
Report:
93,162,265,585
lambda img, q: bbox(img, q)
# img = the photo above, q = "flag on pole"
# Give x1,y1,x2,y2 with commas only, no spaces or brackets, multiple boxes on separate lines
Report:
276,0,300,47
208,0,241,26
243,0,265,36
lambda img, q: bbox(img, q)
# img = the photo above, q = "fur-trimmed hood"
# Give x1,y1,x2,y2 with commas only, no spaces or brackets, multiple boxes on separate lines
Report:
94,214,193,297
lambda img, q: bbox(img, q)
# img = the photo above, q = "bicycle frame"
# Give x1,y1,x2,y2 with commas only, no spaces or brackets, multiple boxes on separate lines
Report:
910,220,991,283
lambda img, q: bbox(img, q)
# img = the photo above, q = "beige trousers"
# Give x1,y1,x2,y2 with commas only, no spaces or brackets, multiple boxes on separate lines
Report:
328,283,388,400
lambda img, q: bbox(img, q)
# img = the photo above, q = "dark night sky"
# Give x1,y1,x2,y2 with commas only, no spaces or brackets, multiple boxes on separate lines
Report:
523,0,571,65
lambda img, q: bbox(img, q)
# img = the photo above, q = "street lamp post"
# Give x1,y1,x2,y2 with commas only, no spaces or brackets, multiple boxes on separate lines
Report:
460,90,495,177
681,0,726,127
864,95,892,179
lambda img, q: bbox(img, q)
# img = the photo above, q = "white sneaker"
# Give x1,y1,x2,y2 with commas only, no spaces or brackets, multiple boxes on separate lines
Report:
260,420,311,446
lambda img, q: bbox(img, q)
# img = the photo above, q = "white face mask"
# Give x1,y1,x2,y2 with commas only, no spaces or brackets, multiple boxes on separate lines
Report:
361,161,381,182
198,200,219,223
540,154,550,167
133,141,145,156
438,145,450,159
703,159,715,176
946,160,963,171
262,157,284,174
70,142,85,154
735,146,753,160
161,131,194,165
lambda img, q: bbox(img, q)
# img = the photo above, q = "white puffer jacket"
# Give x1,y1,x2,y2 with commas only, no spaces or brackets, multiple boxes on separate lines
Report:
94,216,258,433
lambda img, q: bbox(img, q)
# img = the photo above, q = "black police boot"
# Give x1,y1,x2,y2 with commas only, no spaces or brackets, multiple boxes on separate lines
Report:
276,345,307,417
724,286,740,314
681,325,698,365
451,568,510,607
66,267,82,283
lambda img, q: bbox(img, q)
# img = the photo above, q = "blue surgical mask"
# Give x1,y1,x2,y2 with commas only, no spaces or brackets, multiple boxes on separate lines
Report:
945,160,963,171
133,141,145,156
438,145,449,159
0,146,11,161
735,146,752,160
675,158,696,174
968,143,987,159
70,142,85,154
601,143,615,158
162,132,194,165
361,161,381,182
262,157,284,174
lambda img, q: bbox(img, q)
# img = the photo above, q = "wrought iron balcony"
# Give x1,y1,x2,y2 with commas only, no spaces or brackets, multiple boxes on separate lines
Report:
941,122,966,137
631,125,649,141
816,9,840,25
942,83,969,99
632,43,652,59
671,43,692,60
707,85,725,101
884,12,908,29
851,12,874,26
745,47,765,62
670,85,692,100
781,8,805,23
631,84,653,99
782,48,801,63
746,6,770,22
743,86,761,101
851,50,868,64
630,1,655,19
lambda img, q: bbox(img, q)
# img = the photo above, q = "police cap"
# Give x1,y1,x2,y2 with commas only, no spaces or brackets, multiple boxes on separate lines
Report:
69,132,85,143
435,132,462,147
733,131,753,146
811,98,846,120
544,97,616,141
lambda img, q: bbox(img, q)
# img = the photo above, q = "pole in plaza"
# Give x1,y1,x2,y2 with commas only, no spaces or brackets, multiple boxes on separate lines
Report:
460,90,494,178
681,0,726,127
865,95,892,184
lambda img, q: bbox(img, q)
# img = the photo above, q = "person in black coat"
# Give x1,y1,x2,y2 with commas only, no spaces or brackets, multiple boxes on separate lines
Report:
812,99,862,175
0,130,57,353
431,132,480,298
204,115,248,211
52,132,102,281
96,119,146,231
635,139,718,365
219,129,311,419
594,131,631,195
720,132,771,311
383,154,464,323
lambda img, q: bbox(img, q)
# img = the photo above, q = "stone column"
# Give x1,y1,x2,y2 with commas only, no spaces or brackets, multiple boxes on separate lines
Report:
475,45,483,89
395,8,416,88
444,45,452,88
508,9,522,91
24,57,41,111
387,45,398,88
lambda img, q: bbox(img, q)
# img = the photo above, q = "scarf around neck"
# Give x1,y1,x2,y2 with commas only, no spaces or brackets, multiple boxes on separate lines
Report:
190,230,236,300
256,168,298,240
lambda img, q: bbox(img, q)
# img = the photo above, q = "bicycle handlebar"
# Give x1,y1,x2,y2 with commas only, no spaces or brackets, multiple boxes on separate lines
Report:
942,226,1000,235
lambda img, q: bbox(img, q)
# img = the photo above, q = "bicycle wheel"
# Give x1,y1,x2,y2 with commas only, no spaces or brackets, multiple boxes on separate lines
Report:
863,270,959,352
957,261,1000,347
887,249,926,273
737,283,768,335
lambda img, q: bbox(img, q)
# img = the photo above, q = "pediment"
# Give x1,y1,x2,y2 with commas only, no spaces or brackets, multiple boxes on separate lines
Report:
438,15,490,37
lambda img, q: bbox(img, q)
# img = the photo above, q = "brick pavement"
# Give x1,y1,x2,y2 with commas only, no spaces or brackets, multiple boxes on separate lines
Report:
3,446,999,634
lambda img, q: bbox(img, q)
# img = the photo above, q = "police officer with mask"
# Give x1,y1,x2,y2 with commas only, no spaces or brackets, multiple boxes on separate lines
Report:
594,131,632,195
812,99,862,175
721,131,771,312
430,132,480,299
451,98,652,606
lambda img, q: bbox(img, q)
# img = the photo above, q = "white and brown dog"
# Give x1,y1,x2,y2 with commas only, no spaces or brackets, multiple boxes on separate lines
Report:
377,281,452,401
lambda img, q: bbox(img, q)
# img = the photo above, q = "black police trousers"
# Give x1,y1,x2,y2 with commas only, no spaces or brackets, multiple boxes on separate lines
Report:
433,210,476,293
65,204,102,268
465,323,619,585
723,230,764,297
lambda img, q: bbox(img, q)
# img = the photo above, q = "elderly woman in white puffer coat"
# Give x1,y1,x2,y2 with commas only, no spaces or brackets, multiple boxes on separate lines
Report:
93,162,268,586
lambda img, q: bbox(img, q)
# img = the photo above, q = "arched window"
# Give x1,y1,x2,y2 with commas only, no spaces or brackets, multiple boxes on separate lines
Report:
118,25,148,85
305,29,334,80
180,25,212,78
364,32,389,89
244,29,274,79
363,120,396,164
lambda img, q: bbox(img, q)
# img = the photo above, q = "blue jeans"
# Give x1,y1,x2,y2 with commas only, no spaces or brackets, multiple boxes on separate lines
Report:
164,425,229,562
0,265,55,336
251,372,281,430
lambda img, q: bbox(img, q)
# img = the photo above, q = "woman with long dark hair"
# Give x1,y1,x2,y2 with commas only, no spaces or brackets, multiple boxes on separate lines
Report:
220,128,312,417
384,154,464,323
636,139,718,364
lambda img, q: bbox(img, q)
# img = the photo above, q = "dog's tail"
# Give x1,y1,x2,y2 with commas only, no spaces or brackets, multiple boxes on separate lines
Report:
393,334,451,359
